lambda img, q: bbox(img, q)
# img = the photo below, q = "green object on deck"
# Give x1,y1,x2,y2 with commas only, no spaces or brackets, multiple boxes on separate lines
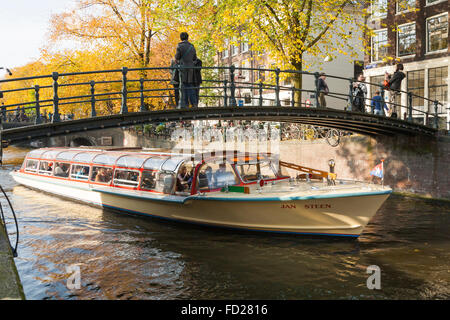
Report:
221,186,249,193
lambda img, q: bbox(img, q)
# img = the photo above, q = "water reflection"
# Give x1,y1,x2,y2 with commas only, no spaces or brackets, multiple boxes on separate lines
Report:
1,147,449,299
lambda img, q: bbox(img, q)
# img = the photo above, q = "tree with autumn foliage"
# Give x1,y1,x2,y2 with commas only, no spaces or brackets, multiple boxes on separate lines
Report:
182,0,369,103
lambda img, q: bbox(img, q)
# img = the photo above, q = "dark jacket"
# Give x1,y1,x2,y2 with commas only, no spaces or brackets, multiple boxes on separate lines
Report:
169,59,179,85
193,58,202,85
318,78,329,94
175,40,197,84
388,71,405,91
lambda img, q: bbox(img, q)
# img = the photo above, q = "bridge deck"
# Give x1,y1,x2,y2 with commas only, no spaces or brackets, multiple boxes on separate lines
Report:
0,107,436,145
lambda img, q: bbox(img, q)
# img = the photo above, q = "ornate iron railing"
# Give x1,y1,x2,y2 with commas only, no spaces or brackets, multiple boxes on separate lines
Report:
0,66,446,130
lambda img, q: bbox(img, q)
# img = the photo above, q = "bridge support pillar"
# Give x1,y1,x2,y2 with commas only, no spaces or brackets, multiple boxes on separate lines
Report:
139,78,147,112
90,81,97,117
34,85,42,124
407,92,413,122
229,65,237,107
121,67,128,114
51,72,60,123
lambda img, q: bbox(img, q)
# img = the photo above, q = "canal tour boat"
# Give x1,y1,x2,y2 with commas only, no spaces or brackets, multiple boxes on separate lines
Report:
11,147,392,237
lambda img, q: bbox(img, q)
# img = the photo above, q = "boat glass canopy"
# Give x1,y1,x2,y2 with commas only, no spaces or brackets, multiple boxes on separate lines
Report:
161,156,186,172
116,155,146,169
41,150,62,160
56,151,79,161
72,152,97,163
92,153,120,166
143,156,170,170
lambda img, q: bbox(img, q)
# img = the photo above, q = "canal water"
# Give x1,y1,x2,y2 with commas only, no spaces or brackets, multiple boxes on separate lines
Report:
0,146,449,300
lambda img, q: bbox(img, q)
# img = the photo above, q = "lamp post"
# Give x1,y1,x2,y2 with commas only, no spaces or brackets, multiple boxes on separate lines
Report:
0,67,12,76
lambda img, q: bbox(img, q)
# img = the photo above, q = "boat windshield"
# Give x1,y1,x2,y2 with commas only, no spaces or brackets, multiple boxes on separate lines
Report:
41,150,62,160
56,151,79,161
235,160,277,182
196,162,239,191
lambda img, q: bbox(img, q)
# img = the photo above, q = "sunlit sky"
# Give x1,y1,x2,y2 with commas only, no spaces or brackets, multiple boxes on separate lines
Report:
0,0,75,75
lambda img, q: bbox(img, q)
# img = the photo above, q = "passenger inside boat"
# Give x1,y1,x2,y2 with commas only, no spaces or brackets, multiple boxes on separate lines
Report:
141,171,156,190
39,161,53,175
93,167,112,184
54,162,70,178
176,165,191,192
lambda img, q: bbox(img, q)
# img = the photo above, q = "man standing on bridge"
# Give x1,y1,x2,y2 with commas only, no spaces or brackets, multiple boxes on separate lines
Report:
175,32,198,108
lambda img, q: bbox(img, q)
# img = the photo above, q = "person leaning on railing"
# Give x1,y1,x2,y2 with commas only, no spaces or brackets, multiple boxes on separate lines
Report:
317,72,329,108
371,90,387,116
385,63,405,118
174,32,198,108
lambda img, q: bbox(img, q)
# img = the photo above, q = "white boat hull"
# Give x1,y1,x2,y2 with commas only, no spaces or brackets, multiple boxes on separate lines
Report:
11,171,391,237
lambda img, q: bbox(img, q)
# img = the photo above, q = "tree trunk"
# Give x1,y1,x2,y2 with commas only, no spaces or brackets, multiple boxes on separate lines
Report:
292,58,303,106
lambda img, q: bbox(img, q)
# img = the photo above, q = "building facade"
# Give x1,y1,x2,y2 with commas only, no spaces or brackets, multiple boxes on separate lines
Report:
215,24,365,110
363,0,449,128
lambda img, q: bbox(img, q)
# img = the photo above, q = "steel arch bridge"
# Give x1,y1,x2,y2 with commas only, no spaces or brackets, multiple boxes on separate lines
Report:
0,65,444,146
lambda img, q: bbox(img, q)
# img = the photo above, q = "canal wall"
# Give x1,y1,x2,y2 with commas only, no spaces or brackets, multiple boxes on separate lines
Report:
123,130,450,200
279,134,450,200
0,220,25,299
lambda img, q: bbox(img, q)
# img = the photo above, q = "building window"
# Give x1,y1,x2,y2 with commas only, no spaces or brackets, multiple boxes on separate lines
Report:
371,0,387,19
426,0,445,5
369,75,385,96
371,29,388,62
407,70,424,110
396,0,415,13
241,42,249,53
397,23,416,56
428,66,448,113
222,39,229,58
231,37,239,56
427,14,448,53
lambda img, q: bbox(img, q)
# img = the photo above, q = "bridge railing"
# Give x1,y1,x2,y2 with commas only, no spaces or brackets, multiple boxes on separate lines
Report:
0,66,446,130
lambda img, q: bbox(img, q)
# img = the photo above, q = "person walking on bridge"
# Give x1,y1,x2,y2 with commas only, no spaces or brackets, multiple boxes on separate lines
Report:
175,32,198,108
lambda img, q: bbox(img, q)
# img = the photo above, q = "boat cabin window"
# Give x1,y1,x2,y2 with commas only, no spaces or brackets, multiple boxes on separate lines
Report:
38,161,54,175
113,169,140,188
54,162,70,178
91,166,113,184
70,165,90,180
236,161,277,182
197,162,239,191
25,159,39,173
158,172,176,194
140,171,175,194
141,171,157,190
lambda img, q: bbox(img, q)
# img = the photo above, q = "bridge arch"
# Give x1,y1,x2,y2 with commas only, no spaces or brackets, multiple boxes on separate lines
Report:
69,136,96,147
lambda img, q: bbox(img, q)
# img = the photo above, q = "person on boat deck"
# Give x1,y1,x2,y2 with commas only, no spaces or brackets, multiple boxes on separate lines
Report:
176,166,191,192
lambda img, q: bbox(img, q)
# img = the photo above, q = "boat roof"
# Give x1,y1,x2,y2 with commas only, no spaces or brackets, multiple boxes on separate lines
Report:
25,148,277,171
